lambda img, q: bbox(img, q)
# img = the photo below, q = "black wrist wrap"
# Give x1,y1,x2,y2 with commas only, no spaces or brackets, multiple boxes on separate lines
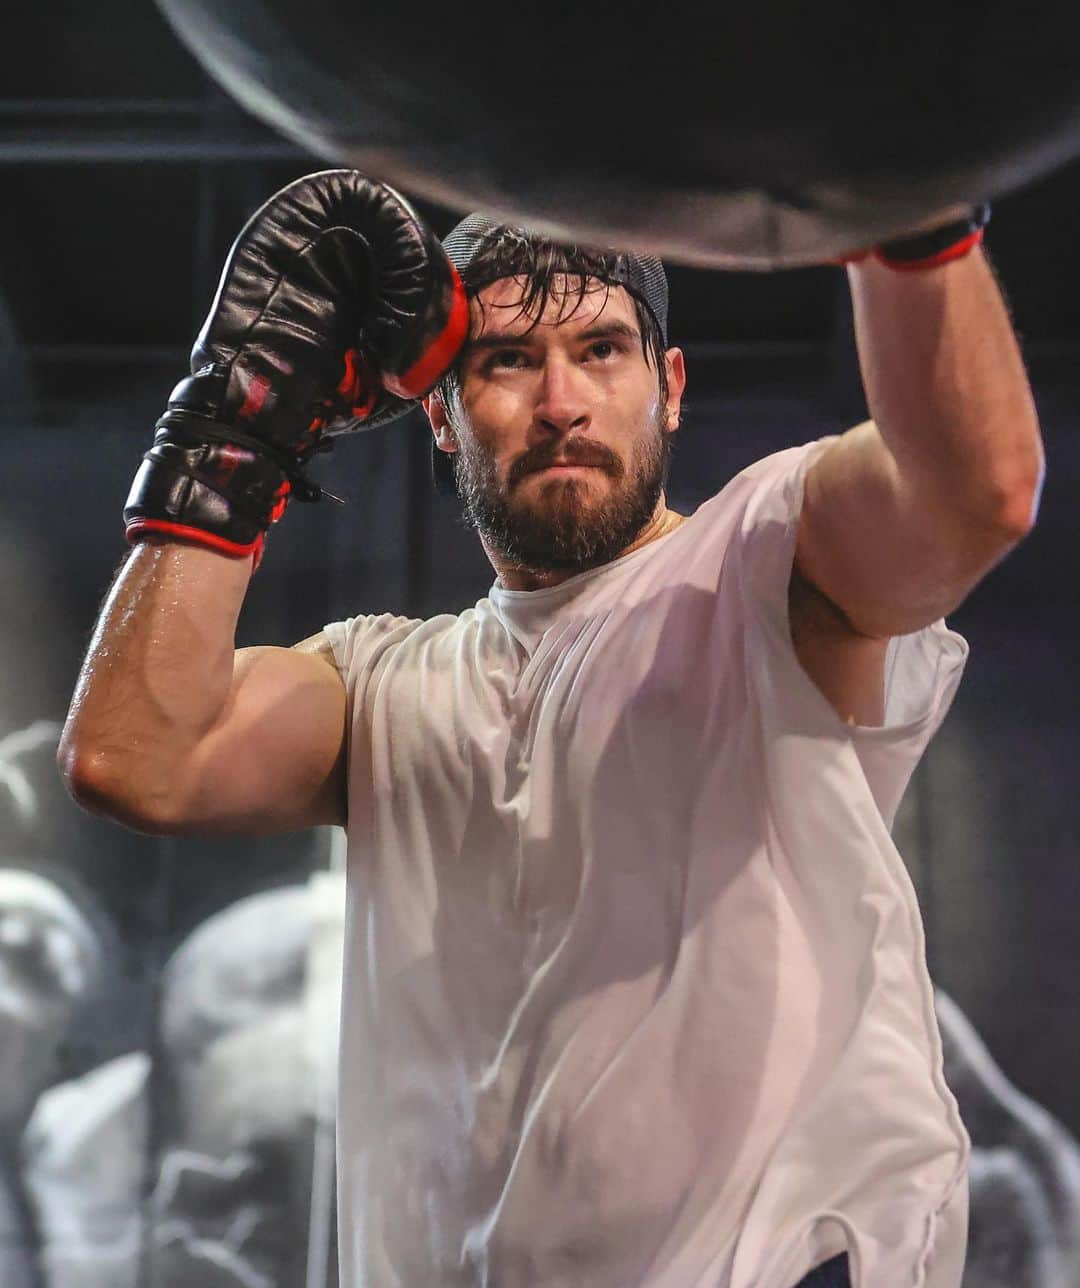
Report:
124,418,297,562
875,203,992,271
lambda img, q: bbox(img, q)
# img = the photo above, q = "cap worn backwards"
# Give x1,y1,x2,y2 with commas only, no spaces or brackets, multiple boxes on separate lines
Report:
441,213,669,347
431,214,671,495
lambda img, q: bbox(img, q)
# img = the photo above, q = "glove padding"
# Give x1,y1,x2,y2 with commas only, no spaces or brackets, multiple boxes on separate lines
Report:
124,169,468,564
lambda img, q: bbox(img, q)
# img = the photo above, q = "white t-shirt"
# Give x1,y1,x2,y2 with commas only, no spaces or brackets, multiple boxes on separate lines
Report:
324,440,972,1288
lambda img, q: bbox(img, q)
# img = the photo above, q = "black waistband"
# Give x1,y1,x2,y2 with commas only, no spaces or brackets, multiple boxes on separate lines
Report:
791,1251,851,1288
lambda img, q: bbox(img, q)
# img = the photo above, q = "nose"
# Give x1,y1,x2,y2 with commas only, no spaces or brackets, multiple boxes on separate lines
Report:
533,354,591,437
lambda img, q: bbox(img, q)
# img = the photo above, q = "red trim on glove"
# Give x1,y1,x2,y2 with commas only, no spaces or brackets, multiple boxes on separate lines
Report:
337,347,363,402
384,264,470,399
338,347,379,419
125,518,262,563
268,479,292,524
873,227,985,272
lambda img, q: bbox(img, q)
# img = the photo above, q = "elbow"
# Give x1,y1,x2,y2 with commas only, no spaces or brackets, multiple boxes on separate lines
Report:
57,735,106,814
970,439,1046,547
994,454,1045,544
58,739,191,837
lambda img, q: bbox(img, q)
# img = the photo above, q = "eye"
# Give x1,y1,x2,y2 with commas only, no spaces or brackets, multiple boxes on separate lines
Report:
488,348,527,370
586,339,620,361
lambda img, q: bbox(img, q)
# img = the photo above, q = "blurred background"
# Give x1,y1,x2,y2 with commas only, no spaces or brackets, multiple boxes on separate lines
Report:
1,3,1079,1285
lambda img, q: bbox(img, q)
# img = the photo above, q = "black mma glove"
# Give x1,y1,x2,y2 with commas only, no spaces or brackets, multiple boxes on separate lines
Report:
124,170,468,567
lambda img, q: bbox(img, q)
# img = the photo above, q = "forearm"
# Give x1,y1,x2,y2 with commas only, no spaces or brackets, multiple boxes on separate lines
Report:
847,246,1044,533
58,540,252,823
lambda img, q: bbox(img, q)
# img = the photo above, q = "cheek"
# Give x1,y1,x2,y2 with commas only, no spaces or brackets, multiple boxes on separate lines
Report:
467,382,526,429
463,395,528,465
610,387,663,454
630,373,664,420
603,365,659,414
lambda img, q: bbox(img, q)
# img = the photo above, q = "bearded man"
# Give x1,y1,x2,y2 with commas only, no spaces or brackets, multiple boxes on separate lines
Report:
59,174,1043,1287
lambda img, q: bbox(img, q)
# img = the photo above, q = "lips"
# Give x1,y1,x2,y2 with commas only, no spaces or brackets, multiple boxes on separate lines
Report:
527,459,610,480
510,446,618,489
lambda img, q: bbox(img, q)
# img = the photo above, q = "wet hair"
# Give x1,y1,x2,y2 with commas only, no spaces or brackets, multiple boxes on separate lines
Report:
435,226,670,409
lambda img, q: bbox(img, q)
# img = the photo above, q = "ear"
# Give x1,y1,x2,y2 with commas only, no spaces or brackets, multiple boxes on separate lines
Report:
423,391,459,454
663,347,686,432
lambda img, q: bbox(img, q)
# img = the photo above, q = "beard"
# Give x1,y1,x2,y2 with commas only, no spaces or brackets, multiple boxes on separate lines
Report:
453,409,672,575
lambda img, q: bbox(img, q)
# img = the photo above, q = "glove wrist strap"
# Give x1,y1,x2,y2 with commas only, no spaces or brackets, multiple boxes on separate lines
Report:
839,203,991,271
874,202,991,271
123,423,296,572
159,412,333,503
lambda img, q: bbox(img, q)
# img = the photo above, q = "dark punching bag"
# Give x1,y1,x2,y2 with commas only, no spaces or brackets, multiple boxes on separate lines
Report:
156,0,1080,268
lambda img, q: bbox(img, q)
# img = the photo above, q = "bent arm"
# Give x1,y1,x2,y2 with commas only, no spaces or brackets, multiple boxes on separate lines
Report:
58,541,346,835
797,243,1045,639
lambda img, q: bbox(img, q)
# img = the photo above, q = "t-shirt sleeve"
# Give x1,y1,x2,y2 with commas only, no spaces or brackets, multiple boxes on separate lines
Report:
322,612,423,809
322,615,368,684
323,612,421,692
726,439,969,830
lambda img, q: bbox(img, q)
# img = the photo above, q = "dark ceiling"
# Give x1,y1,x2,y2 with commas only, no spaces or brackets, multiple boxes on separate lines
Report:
4,1,1080,364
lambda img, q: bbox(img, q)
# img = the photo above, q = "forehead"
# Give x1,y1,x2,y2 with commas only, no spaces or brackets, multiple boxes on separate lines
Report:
469,274,639,339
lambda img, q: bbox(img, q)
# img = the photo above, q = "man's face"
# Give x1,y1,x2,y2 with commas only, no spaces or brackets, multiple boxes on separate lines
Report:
428,276,685,574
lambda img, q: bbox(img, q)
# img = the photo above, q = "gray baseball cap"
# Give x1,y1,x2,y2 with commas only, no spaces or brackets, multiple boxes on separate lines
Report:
442,213,668,344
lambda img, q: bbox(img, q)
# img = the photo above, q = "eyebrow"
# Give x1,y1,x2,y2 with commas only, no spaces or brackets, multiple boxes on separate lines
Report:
466,319,642,354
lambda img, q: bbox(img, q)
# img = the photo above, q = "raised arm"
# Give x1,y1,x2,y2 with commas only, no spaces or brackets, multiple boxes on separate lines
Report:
796,221,1044,642
58,170,467,838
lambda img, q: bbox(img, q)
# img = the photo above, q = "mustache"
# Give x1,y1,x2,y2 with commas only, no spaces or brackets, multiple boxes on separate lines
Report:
508,439,621,489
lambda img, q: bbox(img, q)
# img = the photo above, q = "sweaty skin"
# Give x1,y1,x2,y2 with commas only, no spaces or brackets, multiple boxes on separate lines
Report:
425,278,688,592
423,275,889,725
59,243,1041,834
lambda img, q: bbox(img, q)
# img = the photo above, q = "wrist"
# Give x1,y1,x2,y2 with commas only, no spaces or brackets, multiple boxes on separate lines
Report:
126,521,265,568
123,424,291,572
874,202,991,271
126,529,261,576
839,203,991,272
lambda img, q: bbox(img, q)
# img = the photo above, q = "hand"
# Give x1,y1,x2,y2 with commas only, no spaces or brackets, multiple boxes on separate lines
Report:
123,170,467,566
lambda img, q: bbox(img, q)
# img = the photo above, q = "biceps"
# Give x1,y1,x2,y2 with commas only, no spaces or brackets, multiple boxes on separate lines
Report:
796,421,1021,638
181,645,347,833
